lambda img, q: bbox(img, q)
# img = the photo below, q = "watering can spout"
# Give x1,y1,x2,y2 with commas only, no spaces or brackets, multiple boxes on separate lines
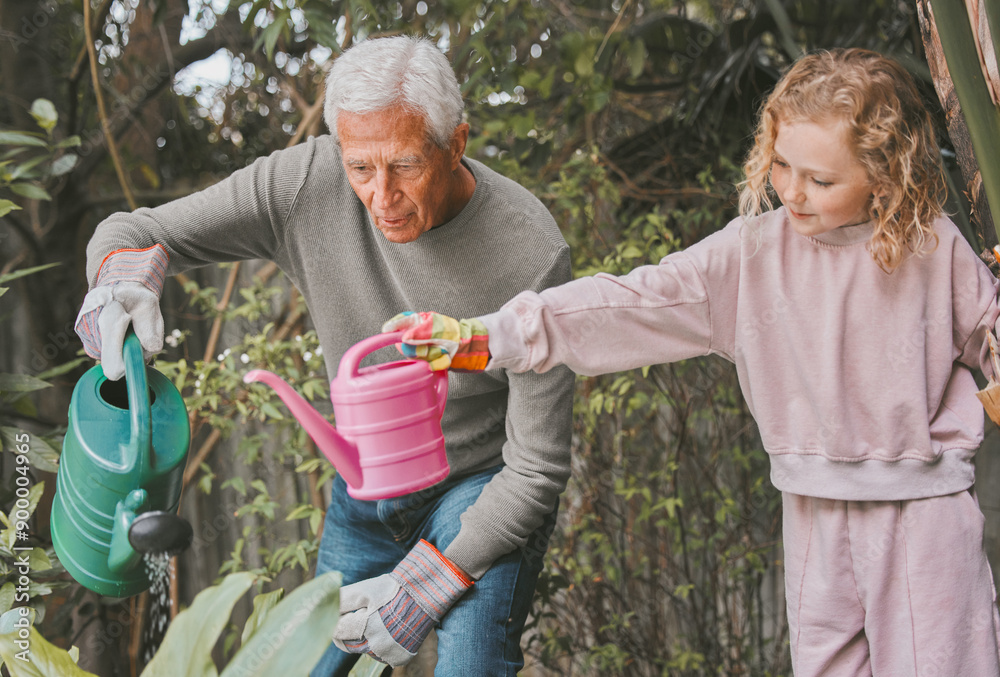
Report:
242,370,364,488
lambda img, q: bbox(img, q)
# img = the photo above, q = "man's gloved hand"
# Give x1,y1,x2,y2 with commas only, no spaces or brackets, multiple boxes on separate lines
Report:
382,311,489,372
332,539,473,666
74,245,168,381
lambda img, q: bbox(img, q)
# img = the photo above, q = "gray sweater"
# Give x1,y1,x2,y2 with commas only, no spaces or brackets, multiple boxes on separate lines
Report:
85,135,575,578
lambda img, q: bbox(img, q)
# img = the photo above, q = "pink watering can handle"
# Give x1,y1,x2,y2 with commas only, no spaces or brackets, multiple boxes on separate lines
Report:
339,331,448,414
338,331,406,380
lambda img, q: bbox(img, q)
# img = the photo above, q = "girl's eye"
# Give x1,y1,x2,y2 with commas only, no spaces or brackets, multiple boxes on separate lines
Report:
772,159,788,168
812,178,832,187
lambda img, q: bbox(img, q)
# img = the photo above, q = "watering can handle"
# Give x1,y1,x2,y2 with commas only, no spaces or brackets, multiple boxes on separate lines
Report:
337,331,408,381
122,328,152,477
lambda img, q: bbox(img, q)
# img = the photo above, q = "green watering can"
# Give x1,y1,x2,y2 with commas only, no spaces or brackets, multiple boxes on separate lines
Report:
51,330,192,598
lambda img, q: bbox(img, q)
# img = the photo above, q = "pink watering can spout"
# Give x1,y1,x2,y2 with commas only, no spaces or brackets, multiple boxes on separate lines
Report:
243,331,450,500
241,369,364,488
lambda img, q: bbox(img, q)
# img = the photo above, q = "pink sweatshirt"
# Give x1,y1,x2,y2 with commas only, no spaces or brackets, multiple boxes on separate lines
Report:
481,207,1000,501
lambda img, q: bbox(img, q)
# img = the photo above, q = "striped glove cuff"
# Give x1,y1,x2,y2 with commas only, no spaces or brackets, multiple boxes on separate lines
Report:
93,244,169,295
390,539,473,622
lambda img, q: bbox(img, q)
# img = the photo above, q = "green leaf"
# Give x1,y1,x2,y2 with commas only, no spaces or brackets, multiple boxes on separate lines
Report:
220,571,341,677
29,100,57,133
0,263,59,286
259,19,285,59
0,626,97,676
34,357,88,381
6,483,45,533
0,132,46,147
619,244,644,259
141,572,255,677
0,200,21,218
28,548,51,572
22,437,59,474
239,588,284,645
49,154,77,177
0,584,14,616
348,655,388,677
54,136,81,149
0,374,51,394
284,504,314,521
1,429,60,473
9,183,51,201
0,607,34,634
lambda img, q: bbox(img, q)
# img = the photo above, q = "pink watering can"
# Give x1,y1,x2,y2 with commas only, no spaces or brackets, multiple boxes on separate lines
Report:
243,331,450,500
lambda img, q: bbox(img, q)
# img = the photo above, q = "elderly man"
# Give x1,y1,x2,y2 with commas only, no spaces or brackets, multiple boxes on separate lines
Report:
75,35,574,675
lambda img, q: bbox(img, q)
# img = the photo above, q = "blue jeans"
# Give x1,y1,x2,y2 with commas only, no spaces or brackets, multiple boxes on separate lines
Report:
310,465,558,677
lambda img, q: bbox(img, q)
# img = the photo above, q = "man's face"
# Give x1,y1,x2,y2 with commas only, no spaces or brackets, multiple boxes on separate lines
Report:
337,107,470,244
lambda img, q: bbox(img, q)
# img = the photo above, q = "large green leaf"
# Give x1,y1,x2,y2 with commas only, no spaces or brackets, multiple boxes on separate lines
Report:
141,571,256,677
219,571,341,677
0,626,96,676
239,588,284,645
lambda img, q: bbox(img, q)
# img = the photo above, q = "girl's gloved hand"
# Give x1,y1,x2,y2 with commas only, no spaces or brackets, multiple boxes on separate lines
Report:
382,311,490,372
74,245,168,381
332,539,473,666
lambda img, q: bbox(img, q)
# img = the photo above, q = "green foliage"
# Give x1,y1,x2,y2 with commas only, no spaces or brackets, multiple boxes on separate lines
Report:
156,276,332,583
0,570,375,677
0,264,76,643
0,98,80,213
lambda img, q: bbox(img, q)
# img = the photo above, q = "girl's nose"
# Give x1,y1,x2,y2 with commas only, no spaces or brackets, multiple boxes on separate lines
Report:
786,175,807,203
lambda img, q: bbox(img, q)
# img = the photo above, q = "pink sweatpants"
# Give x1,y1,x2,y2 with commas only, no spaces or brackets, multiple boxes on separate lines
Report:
782,490,1000,676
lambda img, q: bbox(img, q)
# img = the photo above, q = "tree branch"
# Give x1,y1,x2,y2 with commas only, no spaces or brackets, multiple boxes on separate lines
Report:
83,0,136,210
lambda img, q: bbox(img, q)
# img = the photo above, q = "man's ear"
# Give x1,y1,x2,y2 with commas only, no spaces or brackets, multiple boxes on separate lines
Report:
449,123,470,169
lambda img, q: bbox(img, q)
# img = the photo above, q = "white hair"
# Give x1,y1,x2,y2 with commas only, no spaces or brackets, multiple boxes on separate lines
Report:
324,35,465,148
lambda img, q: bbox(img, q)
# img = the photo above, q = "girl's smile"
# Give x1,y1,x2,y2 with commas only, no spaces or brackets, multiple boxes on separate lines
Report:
770,118,875,238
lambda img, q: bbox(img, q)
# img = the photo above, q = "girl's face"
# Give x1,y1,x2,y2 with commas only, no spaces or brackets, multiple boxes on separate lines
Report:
770,117,875,237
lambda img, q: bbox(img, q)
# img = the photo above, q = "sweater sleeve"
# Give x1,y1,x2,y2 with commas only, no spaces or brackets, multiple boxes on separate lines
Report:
948,221,1000,379
481,250,720,376
84,140,316,286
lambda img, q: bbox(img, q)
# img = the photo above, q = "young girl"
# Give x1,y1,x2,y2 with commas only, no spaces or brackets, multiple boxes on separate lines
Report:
385,48,1000,674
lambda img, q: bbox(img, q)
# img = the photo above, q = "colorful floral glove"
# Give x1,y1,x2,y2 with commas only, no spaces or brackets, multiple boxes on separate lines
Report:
382,311,489,372
74,245,168,381
332,539,473,666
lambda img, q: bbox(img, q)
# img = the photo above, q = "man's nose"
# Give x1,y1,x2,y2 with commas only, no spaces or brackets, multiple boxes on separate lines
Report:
372,171,399,210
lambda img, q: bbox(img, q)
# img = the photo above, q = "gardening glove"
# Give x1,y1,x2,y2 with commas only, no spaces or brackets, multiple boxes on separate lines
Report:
332,539,473,666
74,245,168,381
382,311,489,372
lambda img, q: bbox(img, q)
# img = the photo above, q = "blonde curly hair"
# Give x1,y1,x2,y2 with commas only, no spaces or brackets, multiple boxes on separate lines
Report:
738,48,947,272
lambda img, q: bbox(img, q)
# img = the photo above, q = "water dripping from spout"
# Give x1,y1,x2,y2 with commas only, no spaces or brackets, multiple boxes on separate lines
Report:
142,552,173,665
